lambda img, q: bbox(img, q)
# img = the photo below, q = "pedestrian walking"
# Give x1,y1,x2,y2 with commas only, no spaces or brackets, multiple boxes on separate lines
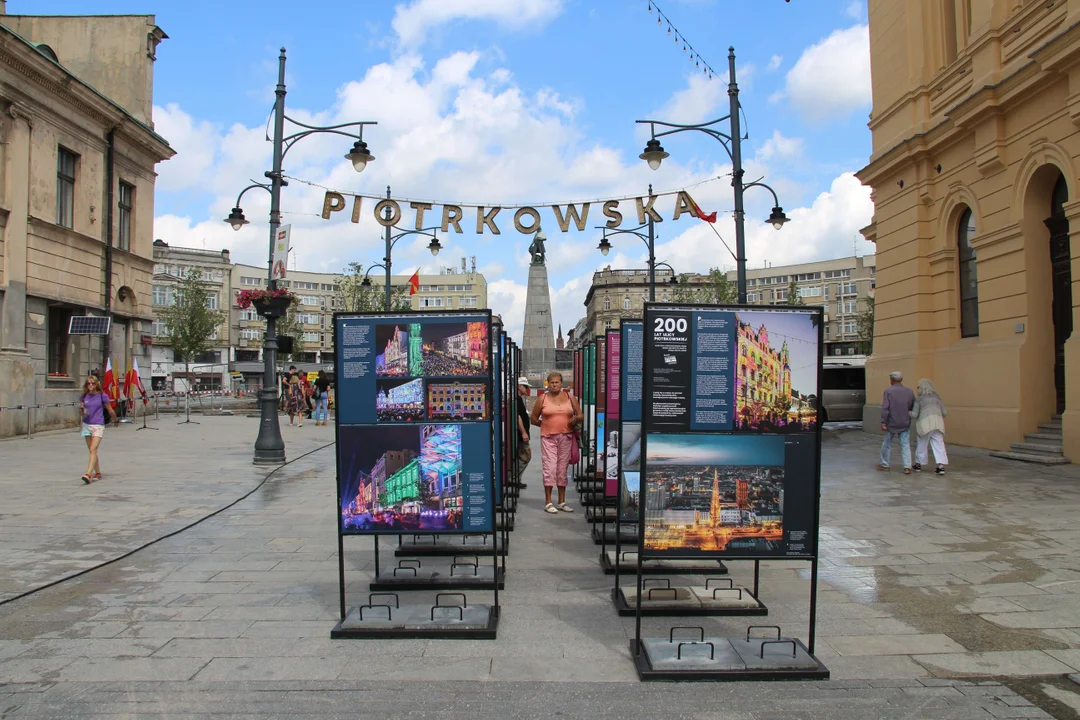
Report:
529,371,583,514
516,377,533,486
286,375,305,427
879,370,915,474
911,378,948,475
301,374,314,419
79,374,118,484
314,370,332,426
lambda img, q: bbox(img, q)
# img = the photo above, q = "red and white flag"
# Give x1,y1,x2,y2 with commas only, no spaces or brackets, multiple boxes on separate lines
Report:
103,359,120,408
686,194,717,223
125,357,149,406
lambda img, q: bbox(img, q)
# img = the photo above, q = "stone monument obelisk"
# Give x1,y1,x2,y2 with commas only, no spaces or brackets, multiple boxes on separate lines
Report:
521,229,556,387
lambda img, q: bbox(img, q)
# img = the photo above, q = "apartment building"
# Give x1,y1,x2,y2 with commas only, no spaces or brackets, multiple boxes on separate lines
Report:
229,259,488,389
582,266,677,341
0,10,173,436
149,240,231,391
730,255,876,357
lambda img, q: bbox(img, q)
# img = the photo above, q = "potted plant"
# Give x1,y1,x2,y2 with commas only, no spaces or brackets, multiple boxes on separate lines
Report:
236,287,296,317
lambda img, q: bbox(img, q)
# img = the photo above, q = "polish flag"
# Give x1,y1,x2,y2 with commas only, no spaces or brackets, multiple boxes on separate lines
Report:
125,357,149,406
687,195,717,223
103,359,120,408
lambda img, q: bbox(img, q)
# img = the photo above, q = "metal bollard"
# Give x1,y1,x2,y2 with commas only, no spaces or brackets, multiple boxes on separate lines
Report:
26,405,32,439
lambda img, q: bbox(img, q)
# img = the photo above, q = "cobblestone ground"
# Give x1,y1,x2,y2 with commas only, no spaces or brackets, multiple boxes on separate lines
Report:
1,419,1079,718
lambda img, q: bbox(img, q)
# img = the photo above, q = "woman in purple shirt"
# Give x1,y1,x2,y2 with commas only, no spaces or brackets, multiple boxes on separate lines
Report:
79,374,118,484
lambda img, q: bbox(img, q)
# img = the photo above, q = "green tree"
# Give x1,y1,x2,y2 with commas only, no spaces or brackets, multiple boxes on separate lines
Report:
856,295,875,355
671,267,737,305
336,262,411,312
786,278,804,305
157,267,225,421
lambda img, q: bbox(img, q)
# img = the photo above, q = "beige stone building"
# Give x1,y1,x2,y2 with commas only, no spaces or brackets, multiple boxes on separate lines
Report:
859,0,1080,463
150,240,232,392
0,7,172,436
582,266,677,340
229,260,488,388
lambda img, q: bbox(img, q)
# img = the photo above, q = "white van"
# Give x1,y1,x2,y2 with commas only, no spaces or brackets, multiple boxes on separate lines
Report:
821,356,866,422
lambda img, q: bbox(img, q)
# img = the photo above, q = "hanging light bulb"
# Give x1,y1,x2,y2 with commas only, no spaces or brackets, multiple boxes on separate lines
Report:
696,60,699,67
657,16,661,25
666,24,671,35
648,1,652,11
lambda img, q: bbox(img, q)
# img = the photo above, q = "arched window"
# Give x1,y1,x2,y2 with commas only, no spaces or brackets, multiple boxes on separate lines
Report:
603,297,610,311
958,208,979,337
623,296,631,310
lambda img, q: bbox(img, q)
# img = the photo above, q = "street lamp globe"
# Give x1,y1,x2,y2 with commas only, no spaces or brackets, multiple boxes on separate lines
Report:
345,140,374,173
597,237,612,256
768,206,790,230
224,207,248,231
427,236,442,256
640,139,669,171
361,277,372,287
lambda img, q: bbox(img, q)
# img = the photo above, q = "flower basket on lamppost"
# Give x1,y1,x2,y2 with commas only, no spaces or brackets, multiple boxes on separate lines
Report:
236,288,296,318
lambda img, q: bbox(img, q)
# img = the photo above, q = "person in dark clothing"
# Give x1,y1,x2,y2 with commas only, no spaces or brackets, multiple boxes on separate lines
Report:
879,370,916,474
516,377,533,483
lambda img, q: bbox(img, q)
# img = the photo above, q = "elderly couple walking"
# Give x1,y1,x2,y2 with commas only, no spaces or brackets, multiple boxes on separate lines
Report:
879,371,948,476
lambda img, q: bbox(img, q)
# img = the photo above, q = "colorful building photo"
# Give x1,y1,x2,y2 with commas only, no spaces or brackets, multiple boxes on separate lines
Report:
419,424,465,527
644,434,785,553
734,311,819,432
427,382,488,421
375,324,411,378
421,322,488,377
376,378,426,422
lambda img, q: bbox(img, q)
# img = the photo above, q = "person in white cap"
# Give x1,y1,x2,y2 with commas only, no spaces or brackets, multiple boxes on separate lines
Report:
516,376,533,477
879,370,915,474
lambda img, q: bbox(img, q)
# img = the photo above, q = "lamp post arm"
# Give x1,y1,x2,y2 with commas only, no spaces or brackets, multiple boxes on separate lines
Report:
233,182,271,208
280,121,377,161
635,118,734,160
743,181,781,207
387,226,441,252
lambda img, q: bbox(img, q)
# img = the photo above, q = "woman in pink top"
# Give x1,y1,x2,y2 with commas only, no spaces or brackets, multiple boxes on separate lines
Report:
529,371,583,514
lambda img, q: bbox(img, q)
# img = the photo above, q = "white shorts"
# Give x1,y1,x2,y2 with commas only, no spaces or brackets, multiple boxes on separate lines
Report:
81,423,104,438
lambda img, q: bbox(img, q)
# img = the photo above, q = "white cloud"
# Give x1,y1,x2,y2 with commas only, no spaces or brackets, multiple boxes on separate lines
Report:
755,130,804,163
767,54,782,72
782,24,870,123
845,1,865,20
392,0,564,48
648,72,729,126
152,104,220,193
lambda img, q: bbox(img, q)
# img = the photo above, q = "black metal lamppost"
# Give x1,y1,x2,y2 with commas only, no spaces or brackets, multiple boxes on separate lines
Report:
636,47,789,304
595,184,680,302
225,48,377,466
359,188,442,311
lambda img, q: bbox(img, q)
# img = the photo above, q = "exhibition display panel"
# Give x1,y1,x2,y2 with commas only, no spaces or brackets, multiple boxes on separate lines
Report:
630,303,828,680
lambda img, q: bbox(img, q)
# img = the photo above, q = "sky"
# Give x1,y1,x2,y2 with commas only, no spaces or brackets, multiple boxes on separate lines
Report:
647,433,785,466
29,0,875,342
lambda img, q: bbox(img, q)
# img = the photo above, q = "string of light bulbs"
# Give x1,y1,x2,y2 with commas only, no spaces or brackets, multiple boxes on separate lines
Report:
647,0,721,81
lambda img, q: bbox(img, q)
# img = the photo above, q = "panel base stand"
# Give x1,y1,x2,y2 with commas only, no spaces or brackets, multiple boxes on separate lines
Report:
370,566,505,592
612,584,766,616
394,534,507,557
600,550,728,575
630,636,828,681
592,522,638,545
584,505,618,524
331,604,499,639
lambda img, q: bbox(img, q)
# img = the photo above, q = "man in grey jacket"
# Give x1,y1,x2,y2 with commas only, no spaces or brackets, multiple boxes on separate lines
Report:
879,371,915,474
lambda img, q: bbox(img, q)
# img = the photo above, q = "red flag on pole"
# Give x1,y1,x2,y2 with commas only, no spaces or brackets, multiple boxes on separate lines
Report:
124,360,136,410
408,269,421,295
103,359,120,408
687,194,717,223
131,357,149,406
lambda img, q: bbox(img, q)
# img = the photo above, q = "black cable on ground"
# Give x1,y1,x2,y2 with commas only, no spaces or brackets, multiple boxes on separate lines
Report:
0,441,336,608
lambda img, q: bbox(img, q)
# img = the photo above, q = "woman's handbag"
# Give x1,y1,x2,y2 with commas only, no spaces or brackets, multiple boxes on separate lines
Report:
569,435,581,465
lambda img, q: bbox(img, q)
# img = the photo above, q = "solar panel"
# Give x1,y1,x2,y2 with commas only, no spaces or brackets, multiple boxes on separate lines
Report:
68,316,112,335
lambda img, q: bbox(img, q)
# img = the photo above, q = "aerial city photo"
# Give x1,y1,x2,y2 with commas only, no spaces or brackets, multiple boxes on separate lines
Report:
644,433,785,553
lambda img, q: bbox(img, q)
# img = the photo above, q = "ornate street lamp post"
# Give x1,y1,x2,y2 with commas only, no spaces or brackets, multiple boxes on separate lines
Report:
636,47,789,304
225,48,377,466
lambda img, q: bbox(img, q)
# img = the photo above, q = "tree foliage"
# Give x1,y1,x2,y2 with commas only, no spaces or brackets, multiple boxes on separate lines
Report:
158,267,225,363
856,295,875,355
786,278,804,305
275,304,304,363
336,262,411,313
671,267,738,305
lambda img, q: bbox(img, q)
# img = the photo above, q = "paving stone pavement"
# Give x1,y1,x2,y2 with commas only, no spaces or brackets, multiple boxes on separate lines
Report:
1,421,1079,718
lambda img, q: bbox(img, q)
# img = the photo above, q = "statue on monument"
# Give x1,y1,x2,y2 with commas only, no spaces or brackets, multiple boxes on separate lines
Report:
528,229,547,265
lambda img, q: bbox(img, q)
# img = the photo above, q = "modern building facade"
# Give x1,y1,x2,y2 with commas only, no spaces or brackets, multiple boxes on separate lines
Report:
150,240,231,391
0,9,173,437
859,0,1080,460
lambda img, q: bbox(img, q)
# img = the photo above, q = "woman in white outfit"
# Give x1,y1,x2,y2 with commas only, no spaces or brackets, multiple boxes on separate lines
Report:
910,378,948,475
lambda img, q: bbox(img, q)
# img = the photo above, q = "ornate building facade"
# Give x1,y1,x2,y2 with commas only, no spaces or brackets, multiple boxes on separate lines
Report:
859,0,1080,462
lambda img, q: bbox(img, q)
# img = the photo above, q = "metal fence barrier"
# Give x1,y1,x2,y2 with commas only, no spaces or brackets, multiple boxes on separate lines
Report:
0,402,81,439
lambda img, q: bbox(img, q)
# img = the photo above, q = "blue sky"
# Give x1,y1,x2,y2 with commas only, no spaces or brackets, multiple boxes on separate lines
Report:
28,0,875,340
